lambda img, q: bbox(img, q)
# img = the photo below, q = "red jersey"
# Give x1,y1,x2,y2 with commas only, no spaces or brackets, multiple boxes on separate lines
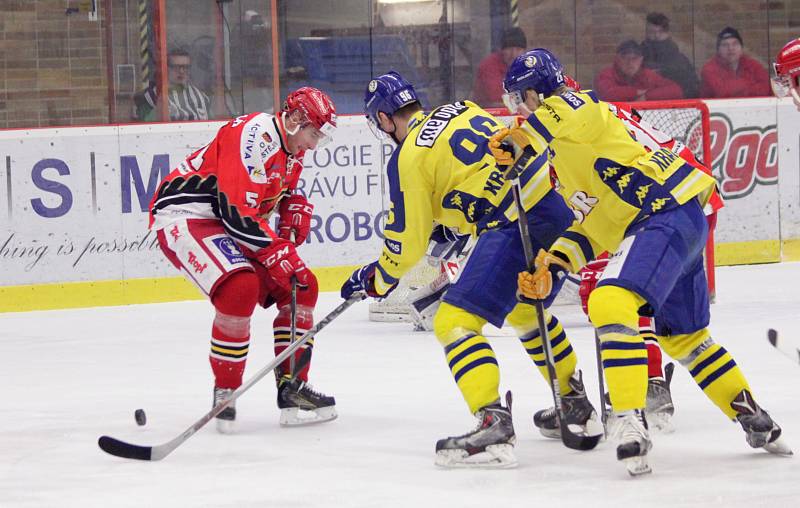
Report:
608,102,724,214
149,112,303,255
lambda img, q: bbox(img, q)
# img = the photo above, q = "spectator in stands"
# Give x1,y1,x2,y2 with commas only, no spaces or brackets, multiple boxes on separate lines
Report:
641,12,699,98
471,27,527,108
699,27,771,98
595,39,683,102
134,49,212,121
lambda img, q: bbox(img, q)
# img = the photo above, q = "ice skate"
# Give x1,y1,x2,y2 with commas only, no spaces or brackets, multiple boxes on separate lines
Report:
435,391,517,469
646,362,675,433
533,370,604,440
611,409,652,476
277,376,337,426
731,389,792,456
213,386,236,434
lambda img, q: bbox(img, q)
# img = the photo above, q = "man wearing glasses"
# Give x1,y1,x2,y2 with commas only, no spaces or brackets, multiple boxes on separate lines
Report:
134,48,212,121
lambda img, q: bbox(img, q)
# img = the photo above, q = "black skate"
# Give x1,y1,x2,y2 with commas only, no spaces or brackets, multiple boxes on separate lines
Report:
611,409,652,476
646,362,675,433
533,370,604,440
435,391,516,469
213,386,236,434
731,389,792,456
277,376,337,426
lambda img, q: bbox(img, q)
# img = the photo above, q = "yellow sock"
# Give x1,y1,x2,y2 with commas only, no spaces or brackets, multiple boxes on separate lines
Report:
434,302,500,413
660,329,751,419
507,303,576,396
588,285,648,412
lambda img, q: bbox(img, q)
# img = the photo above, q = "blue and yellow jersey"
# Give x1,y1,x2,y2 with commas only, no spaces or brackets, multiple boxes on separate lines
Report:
373,100,555,295
515,90,716,272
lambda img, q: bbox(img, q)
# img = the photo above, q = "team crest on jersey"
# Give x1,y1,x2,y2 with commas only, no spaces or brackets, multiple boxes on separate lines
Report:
525,55,537,68
368,80,378,92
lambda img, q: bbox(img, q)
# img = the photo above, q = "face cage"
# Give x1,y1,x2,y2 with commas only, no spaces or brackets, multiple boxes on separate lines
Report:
502,90,525,114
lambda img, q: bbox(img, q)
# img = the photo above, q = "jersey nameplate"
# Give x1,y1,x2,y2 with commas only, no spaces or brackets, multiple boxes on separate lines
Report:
415,102,469,148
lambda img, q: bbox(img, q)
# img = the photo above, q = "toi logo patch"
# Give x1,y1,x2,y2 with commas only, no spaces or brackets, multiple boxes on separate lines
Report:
212,237,247,264
368,80,378,92
524,55,537,68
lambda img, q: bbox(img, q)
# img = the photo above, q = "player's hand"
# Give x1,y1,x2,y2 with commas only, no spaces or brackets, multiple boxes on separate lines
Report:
518,249,571,302
258,238,309,293
278,194,313,246
488,128,515,165
341,262,396,300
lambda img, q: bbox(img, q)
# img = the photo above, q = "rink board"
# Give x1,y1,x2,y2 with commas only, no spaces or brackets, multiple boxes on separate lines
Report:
1,98,799,311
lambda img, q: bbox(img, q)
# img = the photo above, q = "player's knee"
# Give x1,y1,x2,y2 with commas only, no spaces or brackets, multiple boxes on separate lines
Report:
505,302,541,335
433,302,485,346
212,270,260,317
297,269,319,306
587,285,643,328
660,328,712,365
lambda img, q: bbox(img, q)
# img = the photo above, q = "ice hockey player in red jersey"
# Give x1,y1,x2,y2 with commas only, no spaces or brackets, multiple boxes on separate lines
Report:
149,87,338,431
773,37,800,111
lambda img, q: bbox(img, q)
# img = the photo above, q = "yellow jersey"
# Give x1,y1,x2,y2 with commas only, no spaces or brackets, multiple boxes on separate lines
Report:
373,100,555,295
515,90,716,272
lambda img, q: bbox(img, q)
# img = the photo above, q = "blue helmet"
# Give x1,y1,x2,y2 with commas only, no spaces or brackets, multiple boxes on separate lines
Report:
502,48,565,100
364,71,419,135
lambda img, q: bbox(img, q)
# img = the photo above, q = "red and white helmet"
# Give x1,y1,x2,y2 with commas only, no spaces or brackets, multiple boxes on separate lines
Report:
283,87,337,146
772,38,800,98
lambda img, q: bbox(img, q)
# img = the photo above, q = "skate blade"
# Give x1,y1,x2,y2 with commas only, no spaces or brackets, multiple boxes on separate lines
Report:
215,418,236,434
279,406,338,427
764,437,793,456
537,427,561,440
624,455,653,476
434,444,517,469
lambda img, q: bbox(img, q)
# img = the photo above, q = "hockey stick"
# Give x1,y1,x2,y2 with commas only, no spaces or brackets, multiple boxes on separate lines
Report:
594,330,609,430
289,275,298,375
505,148,602,451
768,329,800,365
98,292,366,461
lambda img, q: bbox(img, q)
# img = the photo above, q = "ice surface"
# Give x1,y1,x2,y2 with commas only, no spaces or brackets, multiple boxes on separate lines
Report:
1,263,799,507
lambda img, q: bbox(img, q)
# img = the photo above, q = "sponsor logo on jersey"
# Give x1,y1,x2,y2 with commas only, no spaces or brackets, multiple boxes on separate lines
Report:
384,238,402,255
262,132,272,143
568,190,599,223
169,225,180,241
561,92,584,110
186,250,209,273
415,102,468,148
212,237,247,264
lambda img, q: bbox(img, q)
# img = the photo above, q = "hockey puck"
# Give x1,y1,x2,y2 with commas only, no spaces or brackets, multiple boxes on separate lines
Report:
134,409,147,426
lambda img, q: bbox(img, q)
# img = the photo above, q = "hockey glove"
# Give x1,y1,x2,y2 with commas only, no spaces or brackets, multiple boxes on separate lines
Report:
427,224,470,262
578,257,609,315
277,194,313,246
258,238,309,293
341,261,395,300
488,128,516,166
518,249,572,302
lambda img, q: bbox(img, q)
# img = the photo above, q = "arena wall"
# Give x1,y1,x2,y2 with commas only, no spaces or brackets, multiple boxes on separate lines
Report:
1,97,798,312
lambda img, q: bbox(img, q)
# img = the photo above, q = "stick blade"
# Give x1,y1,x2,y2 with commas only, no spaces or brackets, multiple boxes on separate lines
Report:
98,435,154,461
562,429,602,451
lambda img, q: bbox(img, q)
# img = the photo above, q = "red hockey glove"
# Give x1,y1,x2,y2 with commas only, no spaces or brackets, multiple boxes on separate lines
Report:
257,238,309,293
578,258,609,315
277,194,313,246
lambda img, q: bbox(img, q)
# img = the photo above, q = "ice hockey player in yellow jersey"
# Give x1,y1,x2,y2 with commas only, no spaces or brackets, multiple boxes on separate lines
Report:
340,71,604,468
497,48,791,475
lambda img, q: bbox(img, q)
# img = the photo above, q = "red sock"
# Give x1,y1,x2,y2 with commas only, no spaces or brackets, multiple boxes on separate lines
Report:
640,315,663,378
209,270,259,389
272,272,318,382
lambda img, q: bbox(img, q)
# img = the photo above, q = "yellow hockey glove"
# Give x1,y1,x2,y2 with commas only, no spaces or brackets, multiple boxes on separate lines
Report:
488,128,515,166
518,249,572,301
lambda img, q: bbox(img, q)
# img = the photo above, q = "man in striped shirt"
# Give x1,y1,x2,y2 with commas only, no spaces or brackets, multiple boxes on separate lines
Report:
134,48,211,121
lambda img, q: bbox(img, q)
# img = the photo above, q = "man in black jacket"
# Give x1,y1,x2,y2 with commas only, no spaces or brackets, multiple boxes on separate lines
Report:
641,12,699,98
